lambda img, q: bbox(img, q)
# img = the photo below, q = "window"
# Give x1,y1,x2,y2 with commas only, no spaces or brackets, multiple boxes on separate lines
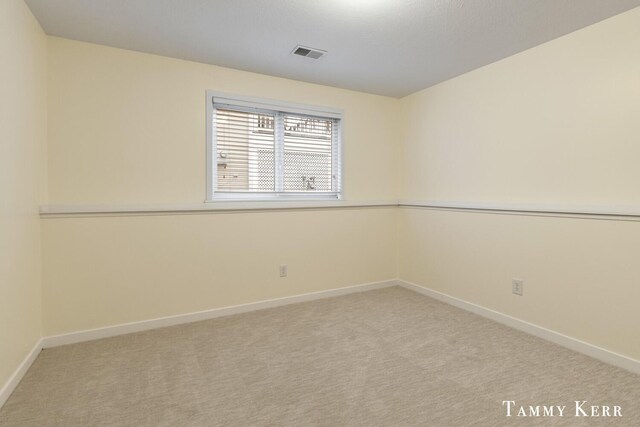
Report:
206,92,342,201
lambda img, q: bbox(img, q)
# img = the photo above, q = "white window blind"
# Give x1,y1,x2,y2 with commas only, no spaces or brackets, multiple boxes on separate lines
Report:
215,109,276,192
208,93,342,200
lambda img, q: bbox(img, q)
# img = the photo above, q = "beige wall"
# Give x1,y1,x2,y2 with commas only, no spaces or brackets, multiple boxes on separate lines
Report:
399,8,640,206
42,209,396,334
0,0,47,389
47,37,398,204
43,38,399,335
398,209,640,358
398,8,640,359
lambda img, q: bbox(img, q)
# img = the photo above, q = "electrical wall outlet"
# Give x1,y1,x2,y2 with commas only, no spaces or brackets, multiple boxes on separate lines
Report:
512,278,524,296
279,265,288,277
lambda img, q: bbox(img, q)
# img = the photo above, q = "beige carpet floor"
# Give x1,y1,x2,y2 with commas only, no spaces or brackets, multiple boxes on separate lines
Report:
1,286,639,426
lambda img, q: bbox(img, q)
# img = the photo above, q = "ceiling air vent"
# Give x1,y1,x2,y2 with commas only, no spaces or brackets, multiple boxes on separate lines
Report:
292,45,326,60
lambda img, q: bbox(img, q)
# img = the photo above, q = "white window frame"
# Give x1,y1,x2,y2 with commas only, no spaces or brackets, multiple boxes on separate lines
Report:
206,91,343,202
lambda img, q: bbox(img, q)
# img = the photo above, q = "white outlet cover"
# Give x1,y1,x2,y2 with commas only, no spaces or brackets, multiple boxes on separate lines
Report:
279,265,288,277
512,279,523,296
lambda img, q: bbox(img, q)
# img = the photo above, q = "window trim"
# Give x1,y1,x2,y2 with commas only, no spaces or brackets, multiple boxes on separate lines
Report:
205,91,344,202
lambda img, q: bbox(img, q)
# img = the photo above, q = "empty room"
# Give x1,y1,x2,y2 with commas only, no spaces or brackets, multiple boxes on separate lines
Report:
1,0,639,425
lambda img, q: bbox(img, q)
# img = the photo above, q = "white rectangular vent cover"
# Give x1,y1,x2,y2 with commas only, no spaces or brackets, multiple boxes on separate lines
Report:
292,45,326,59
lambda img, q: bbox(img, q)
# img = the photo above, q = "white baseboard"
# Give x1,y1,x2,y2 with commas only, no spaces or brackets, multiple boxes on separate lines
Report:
398,280,640,375
0,339,43,409
42,279,397,348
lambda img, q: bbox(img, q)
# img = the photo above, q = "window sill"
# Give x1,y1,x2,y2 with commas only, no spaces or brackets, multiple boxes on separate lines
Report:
203,198,345,210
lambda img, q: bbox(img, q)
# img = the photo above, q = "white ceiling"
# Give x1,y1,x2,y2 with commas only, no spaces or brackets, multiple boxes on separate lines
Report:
25,0,640,98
